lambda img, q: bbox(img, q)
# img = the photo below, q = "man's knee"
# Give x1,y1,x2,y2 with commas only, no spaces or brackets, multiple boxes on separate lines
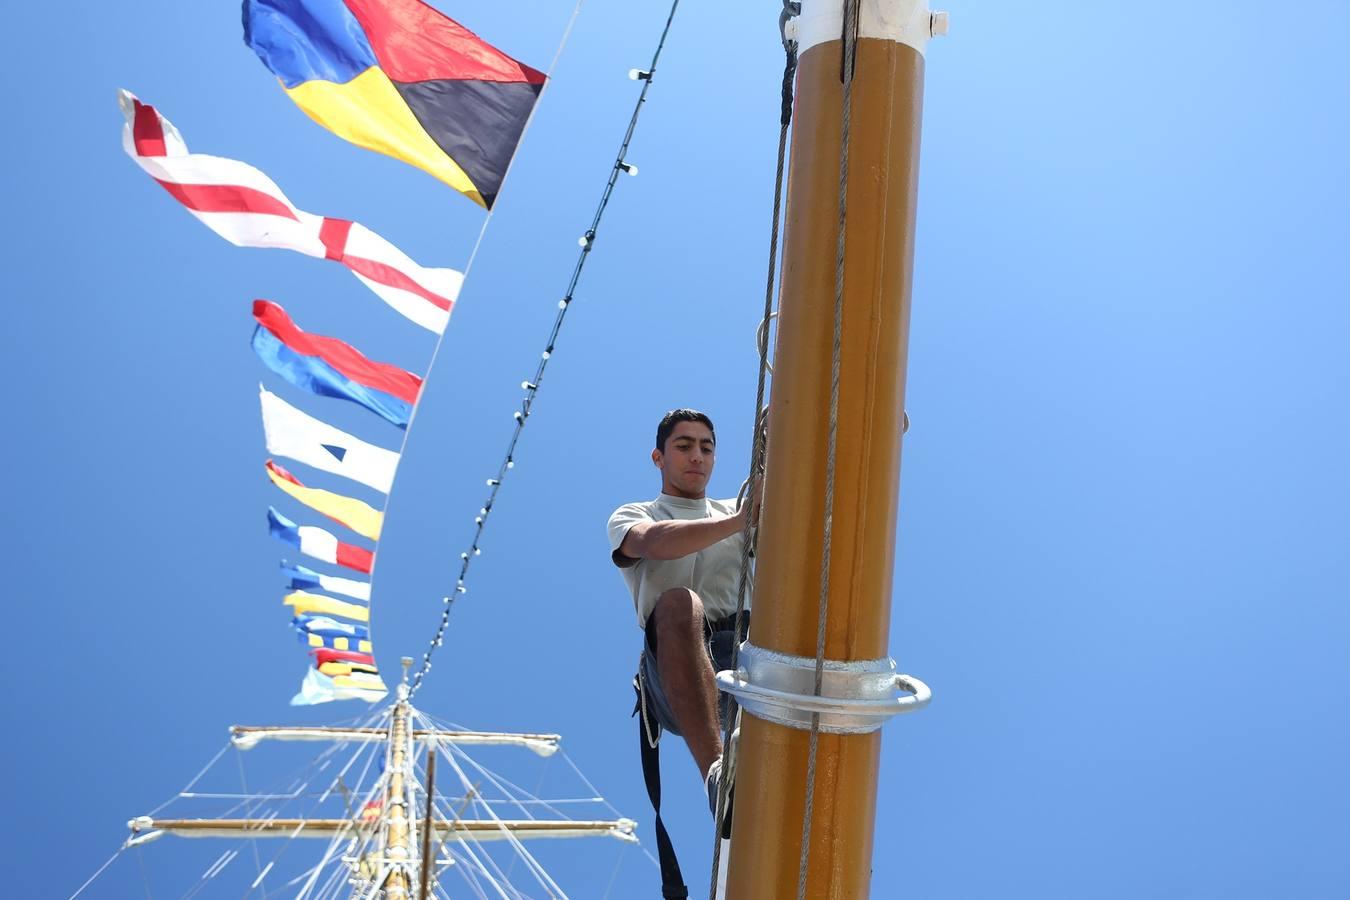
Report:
652,587,704,633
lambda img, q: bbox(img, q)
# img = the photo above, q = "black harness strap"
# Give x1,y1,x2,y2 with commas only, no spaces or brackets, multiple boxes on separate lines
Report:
634,673,689,899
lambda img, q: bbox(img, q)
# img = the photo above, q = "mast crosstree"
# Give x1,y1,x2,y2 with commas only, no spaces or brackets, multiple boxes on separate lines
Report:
123,660,637,898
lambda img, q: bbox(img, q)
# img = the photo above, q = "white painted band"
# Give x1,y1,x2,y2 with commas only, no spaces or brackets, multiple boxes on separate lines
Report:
795,0,940,57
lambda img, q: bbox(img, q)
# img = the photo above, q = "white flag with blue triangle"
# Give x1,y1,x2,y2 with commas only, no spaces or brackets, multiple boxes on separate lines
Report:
259,386,399,493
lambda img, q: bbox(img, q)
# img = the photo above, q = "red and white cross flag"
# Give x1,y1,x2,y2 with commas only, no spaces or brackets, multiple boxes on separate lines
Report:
118,89,460,334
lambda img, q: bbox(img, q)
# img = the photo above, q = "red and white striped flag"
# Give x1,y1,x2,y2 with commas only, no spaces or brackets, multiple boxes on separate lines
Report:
118,89,460,334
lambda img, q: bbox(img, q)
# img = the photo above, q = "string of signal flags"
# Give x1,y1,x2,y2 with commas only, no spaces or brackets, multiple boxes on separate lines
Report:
120,0,545,705
120,0,660,706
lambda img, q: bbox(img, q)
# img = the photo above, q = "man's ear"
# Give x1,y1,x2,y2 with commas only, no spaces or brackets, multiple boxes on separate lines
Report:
651,448,663,469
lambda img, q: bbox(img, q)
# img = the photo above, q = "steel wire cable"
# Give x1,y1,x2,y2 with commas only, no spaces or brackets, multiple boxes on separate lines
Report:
707,4,800,894
796,2,860,897
409,0,684,698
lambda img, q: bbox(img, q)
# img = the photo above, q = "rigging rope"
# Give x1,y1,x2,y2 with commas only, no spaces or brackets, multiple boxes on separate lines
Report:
67,846,126,900
408,0,684,698
134,843,154,900
366,0,583,697
707,4,800,894
796,2,860,897
235,745,271,898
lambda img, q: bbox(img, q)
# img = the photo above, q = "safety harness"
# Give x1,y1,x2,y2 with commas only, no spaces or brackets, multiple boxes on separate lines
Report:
632,613,748,900
634,665,688,899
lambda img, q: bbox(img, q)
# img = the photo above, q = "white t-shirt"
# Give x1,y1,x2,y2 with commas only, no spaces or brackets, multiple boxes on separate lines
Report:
608,493,750,628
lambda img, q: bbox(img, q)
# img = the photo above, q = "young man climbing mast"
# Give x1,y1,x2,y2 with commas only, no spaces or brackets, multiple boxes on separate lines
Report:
608,409,760,846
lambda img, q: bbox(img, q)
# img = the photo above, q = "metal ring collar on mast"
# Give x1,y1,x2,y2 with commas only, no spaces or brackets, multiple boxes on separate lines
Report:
715,0,946,745
716,648,929,734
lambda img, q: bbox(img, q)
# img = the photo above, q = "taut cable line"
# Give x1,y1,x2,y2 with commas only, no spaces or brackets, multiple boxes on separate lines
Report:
408,0,685,698
708,4,800,894
369,0,583,692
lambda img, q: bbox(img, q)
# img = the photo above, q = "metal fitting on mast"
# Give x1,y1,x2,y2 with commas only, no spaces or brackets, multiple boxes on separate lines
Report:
717,645,929,734
794,0,949,57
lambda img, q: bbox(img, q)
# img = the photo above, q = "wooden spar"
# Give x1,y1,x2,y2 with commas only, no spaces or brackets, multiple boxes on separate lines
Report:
229,725,562,755
127,818,639,842
724,2,941,897
418,741,437,900
124,684,641,897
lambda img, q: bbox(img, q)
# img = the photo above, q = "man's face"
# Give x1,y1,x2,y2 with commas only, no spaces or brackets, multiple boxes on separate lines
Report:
654,421,716,498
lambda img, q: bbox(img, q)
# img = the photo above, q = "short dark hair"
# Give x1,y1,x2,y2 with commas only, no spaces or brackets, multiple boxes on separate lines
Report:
656,408,715,452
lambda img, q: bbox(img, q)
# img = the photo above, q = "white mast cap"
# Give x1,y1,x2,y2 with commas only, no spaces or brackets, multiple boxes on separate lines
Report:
795,0,948,57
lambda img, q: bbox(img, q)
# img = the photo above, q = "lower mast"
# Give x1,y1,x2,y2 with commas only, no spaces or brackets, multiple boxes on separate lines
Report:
721,2,942,896
125,656,638,897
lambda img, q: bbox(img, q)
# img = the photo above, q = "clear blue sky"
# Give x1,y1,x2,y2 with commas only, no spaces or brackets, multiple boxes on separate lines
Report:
7,1,1348,897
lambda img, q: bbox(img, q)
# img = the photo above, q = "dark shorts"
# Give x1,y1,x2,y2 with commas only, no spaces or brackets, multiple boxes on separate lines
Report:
638,611,751,738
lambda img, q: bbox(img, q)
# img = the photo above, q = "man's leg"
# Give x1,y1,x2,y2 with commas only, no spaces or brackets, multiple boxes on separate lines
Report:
650,587,722,778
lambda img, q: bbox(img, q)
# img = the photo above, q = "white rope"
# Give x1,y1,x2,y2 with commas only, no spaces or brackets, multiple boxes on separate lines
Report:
67,845,125,899
310,853,352,900
462,728,549,888
708,6,800,893
94,705,400,899
430,794,514,900
558,750,623,815
318,738,377,806
293,839,345,900
557,748,660,872
179,847,243,900
141,741,230,817
445,844,501,900
237,707,387,897
133,843,154,899
419,736,522,897
277,856,328,891
432,877,461,900
178,791,316,800
247,720,387,898
407,0,682,699
600,843,631,900
235,747,271,897
249,860,276,891
444,744,562,821
417,711,582,823
433,736,566,898
384,0,586,698
435,739,561,897
294,738,387,900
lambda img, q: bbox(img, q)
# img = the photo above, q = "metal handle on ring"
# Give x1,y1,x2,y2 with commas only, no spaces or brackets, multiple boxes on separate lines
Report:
893,673,931,710
716,664,931,734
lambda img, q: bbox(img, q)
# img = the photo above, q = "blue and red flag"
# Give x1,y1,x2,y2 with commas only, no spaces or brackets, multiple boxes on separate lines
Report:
269,507,375,574
282,561,371,601
243,0,545,208
253,300,421,429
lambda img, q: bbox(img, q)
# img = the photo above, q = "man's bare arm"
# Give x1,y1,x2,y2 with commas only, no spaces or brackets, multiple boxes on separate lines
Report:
619,480,761,562
620,508,747,562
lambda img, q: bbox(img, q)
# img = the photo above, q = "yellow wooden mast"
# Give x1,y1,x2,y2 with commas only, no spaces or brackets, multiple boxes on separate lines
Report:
382,660,414,898
719,2,943,896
